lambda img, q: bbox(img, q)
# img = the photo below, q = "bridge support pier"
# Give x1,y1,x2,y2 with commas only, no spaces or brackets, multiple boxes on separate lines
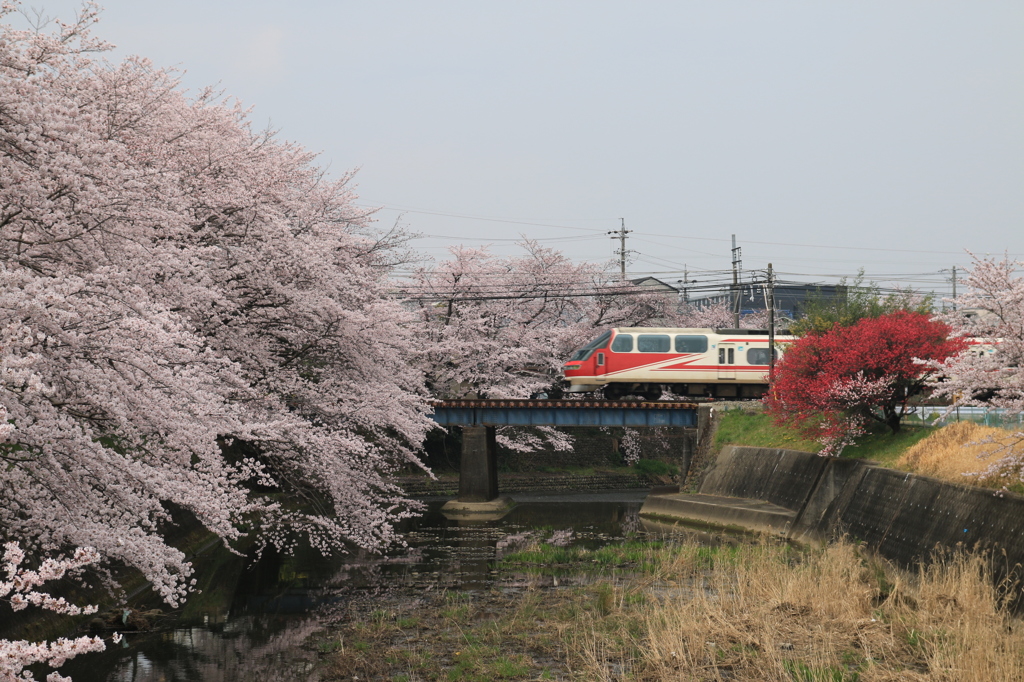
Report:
441,425,514,516
459,425,498,501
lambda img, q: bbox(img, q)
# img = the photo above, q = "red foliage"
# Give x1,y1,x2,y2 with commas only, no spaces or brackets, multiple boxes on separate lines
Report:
765,312,967,453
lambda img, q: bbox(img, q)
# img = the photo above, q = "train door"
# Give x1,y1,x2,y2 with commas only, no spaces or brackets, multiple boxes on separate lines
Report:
593,334,612,377
717,343,736,380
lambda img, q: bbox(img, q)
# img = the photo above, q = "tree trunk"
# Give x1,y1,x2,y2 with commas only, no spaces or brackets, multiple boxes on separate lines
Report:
884,408,902,434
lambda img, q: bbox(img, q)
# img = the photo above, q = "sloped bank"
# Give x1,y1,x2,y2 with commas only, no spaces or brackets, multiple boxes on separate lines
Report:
642,445,1024,573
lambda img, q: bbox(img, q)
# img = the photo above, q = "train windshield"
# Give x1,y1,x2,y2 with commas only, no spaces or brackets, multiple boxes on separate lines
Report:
569,331,611,361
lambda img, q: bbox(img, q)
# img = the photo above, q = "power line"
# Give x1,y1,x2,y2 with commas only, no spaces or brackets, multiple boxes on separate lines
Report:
630,231,1015,257
355,203,610,233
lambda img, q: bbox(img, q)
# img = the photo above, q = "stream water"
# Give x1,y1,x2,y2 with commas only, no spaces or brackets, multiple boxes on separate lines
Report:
59,490,665,682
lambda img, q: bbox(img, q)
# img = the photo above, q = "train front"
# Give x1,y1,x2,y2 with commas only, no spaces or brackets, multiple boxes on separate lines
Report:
561,330,611,393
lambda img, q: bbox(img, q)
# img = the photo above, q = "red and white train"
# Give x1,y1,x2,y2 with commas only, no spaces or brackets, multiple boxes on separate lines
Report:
561,327,794,400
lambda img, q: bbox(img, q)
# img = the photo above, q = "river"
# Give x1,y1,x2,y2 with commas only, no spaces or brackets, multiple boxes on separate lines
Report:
59,490,655,682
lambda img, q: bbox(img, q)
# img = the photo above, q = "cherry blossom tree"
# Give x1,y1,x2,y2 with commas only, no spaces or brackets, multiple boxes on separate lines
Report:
408,241,672,399
765,312,965,454
672,300,771,329
407,242,672,452
1,1,432,612
929,256,1024,476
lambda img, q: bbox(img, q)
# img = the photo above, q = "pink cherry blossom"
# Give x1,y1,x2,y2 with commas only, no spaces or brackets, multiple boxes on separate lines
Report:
1,542,115,682
0,1,433,611
929,255,1024,477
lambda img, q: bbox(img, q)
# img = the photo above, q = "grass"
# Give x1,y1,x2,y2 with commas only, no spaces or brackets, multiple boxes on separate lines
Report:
577,539,1024,680
631,458,678,476
714,410,823,453
895,421,1024,493
840,422,934,466
317,538,1024,681
501,535,746,577
714,409,936,466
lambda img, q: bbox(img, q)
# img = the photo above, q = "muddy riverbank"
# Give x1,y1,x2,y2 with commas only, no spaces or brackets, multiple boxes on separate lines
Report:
56,491,652,681
314,532,1024,681
43,489,1024,681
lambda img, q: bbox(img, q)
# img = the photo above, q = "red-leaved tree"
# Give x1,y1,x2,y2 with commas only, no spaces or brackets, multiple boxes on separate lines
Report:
765,312,966,455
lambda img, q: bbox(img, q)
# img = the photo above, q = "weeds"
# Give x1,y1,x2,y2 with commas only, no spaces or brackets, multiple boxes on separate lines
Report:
319,538,1024,681
896,421,1024,492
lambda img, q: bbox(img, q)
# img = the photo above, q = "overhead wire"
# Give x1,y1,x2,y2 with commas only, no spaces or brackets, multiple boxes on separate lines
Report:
362,203,1020,302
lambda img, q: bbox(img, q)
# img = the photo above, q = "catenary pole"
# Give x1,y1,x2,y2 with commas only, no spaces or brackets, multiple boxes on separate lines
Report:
608,219,631,281
731,234,741,327
951,265,957,310
768,263,776,384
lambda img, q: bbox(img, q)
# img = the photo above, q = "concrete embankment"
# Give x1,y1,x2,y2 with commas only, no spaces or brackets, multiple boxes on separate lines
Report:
398,471,660,497
642,445,1024,572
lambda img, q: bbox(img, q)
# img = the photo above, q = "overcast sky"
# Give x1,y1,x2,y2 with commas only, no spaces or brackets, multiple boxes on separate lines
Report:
18,1,1024,297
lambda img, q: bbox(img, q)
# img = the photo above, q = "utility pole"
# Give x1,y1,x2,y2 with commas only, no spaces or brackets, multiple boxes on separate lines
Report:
608,218,632,281
767,263,776,384
731,234,742,327
940,266,959,311
951,265,957,310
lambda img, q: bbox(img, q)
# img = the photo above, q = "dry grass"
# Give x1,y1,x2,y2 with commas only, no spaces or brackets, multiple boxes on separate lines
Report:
319,538,1024,680
569,539,1024,681
895,422,1024,489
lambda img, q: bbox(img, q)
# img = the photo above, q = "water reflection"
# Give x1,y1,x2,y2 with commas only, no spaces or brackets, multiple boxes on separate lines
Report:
62,490,651,682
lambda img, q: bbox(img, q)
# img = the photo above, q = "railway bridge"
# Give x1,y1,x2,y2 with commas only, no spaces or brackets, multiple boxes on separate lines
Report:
429,399,700,513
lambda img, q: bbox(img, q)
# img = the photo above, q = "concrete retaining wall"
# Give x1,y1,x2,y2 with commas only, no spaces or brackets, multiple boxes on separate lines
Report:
649,445,1024,576
809,464,1024,570
700,446,829,512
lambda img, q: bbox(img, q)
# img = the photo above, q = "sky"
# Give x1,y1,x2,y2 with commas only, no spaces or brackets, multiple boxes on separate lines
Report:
14,1,1024,299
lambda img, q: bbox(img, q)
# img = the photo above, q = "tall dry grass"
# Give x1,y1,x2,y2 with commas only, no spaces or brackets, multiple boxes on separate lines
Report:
896,422,1024,489
569,539,1024,681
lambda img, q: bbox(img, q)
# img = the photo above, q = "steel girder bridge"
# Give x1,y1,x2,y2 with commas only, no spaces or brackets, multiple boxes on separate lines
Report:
428,399,699,513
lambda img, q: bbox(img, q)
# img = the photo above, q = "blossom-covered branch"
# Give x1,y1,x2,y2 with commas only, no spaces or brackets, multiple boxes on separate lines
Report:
1,542,121,682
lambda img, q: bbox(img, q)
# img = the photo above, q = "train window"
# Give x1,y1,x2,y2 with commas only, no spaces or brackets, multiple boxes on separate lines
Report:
637,334,671,353
718,348,725,364
611,334,633,352
674,335,708,353
570,331,611,361
747,348,771,365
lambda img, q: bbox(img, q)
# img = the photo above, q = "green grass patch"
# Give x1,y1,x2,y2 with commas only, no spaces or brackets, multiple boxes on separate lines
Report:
631,459,678,476
783,659,861,681
500,539,675,573
499,538,754,578
839,423,933,466
714,410,823,453
714,409,935,465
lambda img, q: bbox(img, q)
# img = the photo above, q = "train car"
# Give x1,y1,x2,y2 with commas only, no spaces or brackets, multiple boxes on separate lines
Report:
562,327,793,400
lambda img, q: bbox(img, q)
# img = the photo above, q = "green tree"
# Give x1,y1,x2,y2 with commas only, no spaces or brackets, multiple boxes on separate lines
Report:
790,270,934,336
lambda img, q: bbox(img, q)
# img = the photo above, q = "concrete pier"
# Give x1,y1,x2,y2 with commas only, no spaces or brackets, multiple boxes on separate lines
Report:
457,425,499,502
441,425,516,516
